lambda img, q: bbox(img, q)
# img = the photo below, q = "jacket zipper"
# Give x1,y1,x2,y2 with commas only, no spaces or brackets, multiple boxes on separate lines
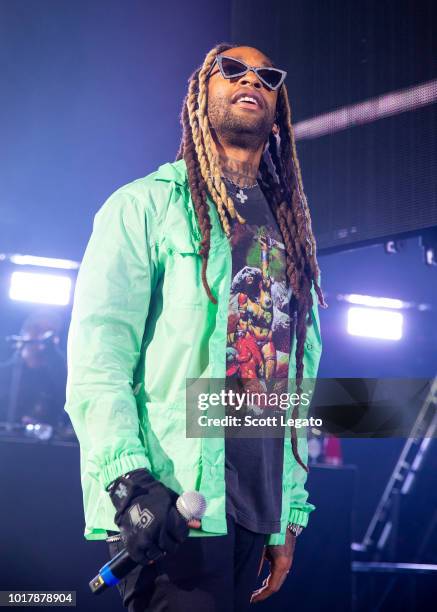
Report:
106,534,122,543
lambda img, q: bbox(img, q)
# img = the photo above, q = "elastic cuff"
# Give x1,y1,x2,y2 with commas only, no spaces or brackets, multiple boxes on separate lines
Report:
288,505,315,528
265,530,286,546
100,452,152,491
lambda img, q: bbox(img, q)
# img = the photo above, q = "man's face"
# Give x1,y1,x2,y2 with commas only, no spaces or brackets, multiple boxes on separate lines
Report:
207,46,279,148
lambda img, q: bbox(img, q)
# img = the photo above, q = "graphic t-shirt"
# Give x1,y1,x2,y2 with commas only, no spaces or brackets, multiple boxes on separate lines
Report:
224,177,292,534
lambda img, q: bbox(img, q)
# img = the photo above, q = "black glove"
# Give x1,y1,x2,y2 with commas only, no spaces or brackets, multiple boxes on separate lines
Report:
108,468,189,565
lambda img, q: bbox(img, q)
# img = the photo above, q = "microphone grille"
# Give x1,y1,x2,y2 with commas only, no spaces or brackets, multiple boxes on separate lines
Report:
176,491,207,521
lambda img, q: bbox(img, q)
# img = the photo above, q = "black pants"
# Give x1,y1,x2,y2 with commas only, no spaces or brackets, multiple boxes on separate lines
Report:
106,514,266,612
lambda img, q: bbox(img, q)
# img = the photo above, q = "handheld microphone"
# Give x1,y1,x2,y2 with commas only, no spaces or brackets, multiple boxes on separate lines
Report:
89,490,207,595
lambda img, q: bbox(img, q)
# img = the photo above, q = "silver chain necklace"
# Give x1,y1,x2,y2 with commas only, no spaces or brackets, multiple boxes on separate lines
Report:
222,175,259,204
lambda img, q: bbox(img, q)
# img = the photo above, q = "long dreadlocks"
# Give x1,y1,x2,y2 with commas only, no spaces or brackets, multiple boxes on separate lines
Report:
176,43,326,473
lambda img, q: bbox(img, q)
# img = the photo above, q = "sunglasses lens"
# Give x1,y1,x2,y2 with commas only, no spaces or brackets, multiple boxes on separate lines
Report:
216,56,285,89
257,68,284,89
220,57,247,78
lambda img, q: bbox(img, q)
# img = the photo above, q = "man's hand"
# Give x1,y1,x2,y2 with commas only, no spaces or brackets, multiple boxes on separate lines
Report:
108,469,189,565
250,529,296,604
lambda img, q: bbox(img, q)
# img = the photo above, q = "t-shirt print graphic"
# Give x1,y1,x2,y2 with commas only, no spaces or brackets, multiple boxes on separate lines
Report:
223,184,287,534
225,198,292,416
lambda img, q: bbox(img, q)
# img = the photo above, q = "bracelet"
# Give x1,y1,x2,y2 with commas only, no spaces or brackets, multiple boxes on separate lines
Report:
287,523,304,537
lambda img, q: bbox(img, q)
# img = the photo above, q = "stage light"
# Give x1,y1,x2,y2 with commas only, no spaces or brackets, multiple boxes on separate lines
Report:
9,271,72,306
337,293,430,312
294,78,437,140
342,293,405,309
347,307,403,340
7,254,80,270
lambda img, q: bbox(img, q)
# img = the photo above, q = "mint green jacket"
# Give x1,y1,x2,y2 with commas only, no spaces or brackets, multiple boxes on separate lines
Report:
65,159,322,545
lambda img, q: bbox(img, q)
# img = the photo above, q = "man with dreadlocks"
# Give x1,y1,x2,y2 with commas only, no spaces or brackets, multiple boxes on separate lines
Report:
65,43,324,611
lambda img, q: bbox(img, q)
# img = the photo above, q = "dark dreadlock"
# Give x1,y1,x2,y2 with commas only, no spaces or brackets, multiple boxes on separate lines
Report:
176,43,326,472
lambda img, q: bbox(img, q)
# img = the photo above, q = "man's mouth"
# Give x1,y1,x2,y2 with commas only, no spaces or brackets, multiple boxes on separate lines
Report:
232,91,264,111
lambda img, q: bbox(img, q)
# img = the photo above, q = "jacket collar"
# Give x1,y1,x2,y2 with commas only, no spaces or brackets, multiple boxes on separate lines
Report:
154,159,188,187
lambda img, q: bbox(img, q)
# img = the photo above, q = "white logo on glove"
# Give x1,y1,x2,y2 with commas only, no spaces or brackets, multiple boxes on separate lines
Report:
129,503,155,529
114,483,128,499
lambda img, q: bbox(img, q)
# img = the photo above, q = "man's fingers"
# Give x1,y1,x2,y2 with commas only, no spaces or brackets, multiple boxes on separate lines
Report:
250,564,290,603
187,519,201,529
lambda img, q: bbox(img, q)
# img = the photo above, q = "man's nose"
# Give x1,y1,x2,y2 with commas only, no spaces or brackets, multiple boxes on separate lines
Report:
237,71,262,89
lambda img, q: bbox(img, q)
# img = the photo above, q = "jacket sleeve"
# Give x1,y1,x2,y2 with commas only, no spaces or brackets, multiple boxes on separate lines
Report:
267,285,322,545
65,187,158,491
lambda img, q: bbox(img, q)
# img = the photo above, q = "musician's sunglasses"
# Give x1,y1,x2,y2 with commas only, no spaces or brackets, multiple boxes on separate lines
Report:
207,55,287,92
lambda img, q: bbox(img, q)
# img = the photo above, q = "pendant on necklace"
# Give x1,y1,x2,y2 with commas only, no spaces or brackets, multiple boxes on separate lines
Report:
236,188,248,204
